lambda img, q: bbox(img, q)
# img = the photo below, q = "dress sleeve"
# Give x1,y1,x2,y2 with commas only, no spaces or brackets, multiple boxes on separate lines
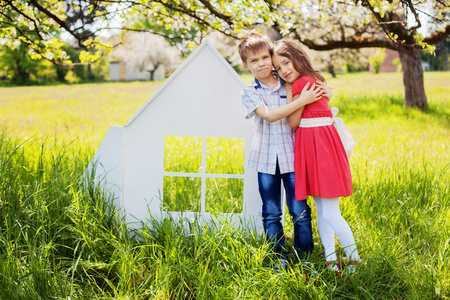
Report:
291,77,308,97
241,87,264,119
292,76,316,97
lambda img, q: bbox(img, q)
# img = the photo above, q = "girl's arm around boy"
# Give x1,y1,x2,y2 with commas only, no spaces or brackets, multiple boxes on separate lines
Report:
254,82,321,123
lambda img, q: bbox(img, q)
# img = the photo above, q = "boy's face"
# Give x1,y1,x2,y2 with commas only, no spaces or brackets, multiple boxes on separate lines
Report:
243,48,273,80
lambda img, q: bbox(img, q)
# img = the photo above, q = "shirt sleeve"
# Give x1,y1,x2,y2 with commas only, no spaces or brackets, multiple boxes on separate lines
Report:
241,87,264,119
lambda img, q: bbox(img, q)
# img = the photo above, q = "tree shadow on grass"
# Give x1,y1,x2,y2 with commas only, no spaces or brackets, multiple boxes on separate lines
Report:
335,93,449,128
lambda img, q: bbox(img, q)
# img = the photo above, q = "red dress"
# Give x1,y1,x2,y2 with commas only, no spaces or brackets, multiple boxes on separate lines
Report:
292,75,353,199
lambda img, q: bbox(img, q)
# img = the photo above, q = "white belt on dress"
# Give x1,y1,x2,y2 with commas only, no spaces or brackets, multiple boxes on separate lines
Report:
299,117,333,127
298,107,356,158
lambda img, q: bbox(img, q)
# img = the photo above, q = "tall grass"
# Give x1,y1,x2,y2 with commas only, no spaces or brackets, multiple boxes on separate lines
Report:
0,134,125,298
163,136,245,213
0,72,449,298
329,72,449,299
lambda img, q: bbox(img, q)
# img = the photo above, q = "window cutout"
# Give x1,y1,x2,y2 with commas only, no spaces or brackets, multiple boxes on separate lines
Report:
163,136,245,214
205,178,243,213
164,136,202,173
206,137,245,174
163,176,201,212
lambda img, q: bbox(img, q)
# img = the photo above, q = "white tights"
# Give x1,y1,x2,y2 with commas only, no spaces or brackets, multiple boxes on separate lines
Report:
313,196,360,262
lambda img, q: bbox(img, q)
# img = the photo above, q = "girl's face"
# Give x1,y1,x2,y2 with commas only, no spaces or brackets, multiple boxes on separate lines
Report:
272,54,301,83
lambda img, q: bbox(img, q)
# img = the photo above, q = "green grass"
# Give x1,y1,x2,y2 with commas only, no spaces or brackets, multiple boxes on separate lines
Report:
0,81,162,143
0,72,449,299
162,136,245,213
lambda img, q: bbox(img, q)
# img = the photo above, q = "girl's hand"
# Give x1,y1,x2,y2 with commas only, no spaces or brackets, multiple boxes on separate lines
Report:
316,81,332,101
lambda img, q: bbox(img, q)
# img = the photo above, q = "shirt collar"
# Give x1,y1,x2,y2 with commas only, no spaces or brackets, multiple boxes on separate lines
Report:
253,78,262,89
252,75,284,90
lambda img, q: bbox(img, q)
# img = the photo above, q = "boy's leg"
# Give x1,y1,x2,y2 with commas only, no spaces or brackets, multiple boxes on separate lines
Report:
283,171,314,260
258,170,286,257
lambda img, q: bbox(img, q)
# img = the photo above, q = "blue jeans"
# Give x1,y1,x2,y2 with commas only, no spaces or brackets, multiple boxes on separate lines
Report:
258,165,314,260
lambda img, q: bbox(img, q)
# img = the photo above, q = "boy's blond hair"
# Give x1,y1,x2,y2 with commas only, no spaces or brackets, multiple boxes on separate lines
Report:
238,32,273,64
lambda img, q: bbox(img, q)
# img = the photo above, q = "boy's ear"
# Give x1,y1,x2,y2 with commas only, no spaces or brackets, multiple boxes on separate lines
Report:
243,62,249,70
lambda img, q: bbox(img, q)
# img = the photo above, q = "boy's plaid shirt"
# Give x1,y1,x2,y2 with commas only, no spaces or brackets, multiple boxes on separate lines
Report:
241,78,296,175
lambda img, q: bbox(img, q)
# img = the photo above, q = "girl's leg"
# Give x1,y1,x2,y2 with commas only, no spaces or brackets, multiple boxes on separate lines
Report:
320,197,360,262
312,196,337,262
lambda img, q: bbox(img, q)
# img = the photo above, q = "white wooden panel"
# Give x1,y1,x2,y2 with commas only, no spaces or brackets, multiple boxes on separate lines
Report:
93,40,263,233
87,125,123,208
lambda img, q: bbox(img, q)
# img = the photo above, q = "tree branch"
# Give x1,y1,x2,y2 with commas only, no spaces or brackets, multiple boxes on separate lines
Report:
5,0,44,40
135,1,239,39
436,0,449,7
423,24,450,45
299,36,397,51
404,0,421,31
28,0,94,42
197,0,232,25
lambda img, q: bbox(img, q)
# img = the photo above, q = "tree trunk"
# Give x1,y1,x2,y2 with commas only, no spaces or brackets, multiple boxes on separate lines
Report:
56,66,66,82
398,46,428,110
442,46,448,71
328,64,336,78
149,69,155,81
87,64,94,80
16,59,29,84
148,62,160,81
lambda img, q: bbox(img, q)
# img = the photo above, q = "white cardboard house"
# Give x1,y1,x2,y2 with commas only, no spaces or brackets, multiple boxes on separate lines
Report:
88,39,263,231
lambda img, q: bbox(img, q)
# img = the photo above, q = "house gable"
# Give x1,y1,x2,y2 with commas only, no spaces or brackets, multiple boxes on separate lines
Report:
89,39,262,231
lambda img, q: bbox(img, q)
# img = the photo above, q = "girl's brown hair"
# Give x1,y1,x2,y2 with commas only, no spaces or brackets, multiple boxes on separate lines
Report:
273,39,325,83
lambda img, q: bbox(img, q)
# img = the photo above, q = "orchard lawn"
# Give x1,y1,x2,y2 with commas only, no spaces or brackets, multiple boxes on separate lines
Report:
0,72,448,299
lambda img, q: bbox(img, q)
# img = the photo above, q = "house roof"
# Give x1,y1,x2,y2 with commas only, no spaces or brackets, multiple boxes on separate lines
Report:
124,39,246,127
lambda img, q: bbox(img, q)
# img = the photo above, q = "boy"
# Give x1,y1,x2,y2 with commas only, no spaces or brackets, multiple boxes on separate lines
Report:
239,33,326,269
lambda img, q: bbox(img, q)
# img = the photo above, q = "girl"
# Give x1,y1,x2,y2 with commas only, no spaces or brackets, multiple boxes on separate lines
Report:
272,39,361,274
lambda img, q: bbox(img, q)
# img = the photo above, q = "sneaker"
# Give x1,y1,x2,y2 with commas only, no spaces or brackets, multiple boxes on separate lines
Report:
300,259,318,277
325,261,342,276
273,257,288,272
346,260,362,275
300,258,313,267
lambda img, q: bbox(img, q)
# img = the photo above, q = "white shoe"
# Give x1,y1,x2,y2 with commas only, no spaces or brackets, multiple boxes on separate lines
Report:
273,257,288,272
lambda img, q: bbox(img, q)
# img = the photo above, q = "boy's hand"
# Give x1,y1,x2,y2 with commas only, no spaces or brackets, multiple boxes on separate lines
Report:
316,81,332,101
297,82,322,104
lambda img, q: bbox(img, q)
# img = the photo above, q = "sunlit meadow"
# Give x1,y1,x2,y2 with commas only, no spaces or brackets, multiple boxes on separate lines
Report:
0,72,449,299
